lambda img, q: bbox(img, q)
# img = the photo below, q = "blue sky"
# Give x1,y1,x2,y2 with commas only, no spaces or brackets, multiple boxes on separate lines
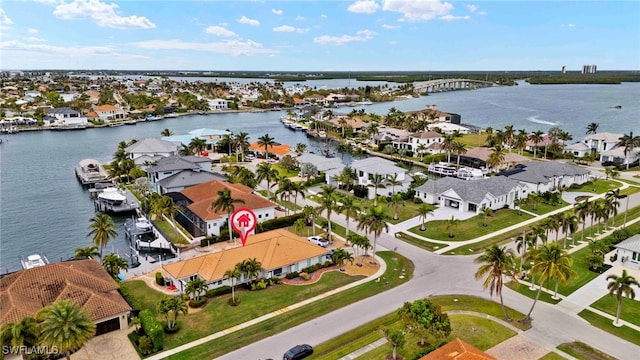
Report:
1,0,639,71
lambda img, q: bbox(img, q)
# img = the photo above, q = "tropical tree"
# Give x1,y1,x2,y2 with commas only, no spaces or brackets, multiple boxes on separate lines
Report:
184,277,208,302
452,141,467,168
241,258,262,283
294,142,307,154
369,173,387,206
357,206,390,263
616,132,640,170
445,216,459,238
524,243,574,320
255,162,279,199
257,133,276,159
290,182,306,212
515,130,528,155
486,145,507,172
36,300,96,360
0,317,40,360
224,267,241,304
234,132,251,162
606,270,639,326
481,207,493,227
211,188,245,244
101,253,129,277
349,233,371,265
442,134,455,164
604,166,619,180
563,212,579,247
529,130,544,159
74,246,100,259
550,212,565,243
416,204,434,231
338,196,360,240
585,122,599,135
87,212,117,258
160,128,174,136
156,296,188,330
606,189,626,228
331,248,354,269
276,177,294,215
154,195,177,229
188,137,207,155
316,185,338,242
397,299,451,347
388,193,404,221
575,199,592,243
475,245,517,321
382,328,405,360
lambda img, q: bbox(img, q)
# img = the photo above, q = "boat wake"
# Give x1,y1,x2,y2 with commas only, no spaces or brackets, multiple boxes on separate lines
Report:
526,116,560,126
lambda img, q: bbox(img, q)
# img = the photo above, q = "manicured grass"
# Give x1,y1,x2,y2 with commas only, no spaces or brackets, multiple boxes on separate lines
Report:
154,220,190,244
557,341,616,360
505,281,561,304
430,295,530,331
554,245,608,296
458,133,488,148
165,251,414,359
519,199,569,216
331,191,434,225
539,352,567,360
568,179,620,194
577,310,640,347
620,185,640,196
353,314,516,360
590,294,640,327
409,209,533,241
272,164,299,178
120,280,165,315
395,231,444,252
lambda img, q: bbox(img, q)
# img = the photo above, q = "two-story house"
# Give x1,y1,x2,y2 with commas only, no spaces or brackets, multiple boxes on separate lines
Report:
350,157,411,199
393,131,444,154
44,107,88,127
146,155,225,194
94,104,126,122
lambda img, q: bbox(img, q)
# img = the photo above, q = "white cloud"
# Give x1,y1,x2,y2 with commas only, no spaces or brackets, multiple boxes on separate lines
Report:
272,9,283,15
348,0,379,14
1,40,148,59
465,4,478,12
382,0,453,22
27,28,38,34
53,0,156,29
31,0,63,4
204,25,237,37
477,11,487,15
440,14,470,21
313,29,376,45
295,16,306,21
566,23,576,28
131,39,276,56
27,36,46,42
0,9,14,27
219,22,229,27
238,15,260,26
382,23,400,29
320,14,327,18
389,40,397,45
273,25,309,34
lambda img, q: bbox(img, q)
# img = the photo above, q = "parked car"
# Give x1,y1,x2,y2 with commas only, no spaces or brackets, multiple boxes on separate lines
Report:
283,344,313,360
307,236,329,247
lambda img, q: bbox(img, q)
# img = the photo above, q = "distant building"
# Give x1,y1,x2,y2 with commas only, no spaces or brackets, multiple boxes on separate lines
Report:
561,65,566,74
582,64,597,74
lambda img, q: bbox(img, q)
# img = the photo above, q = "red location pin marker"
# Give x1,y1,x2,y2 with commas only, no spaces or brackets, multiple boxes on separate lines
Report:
231,208,257,246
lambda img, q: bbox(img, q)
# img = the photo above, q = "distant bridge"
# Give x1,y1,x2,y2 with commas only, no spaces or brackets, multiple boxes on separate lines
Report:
413,78,498,94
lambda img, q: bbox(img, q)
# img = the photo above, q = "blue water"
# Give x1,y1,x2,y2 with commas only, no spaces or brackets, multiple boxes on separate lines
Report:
1,81,639,272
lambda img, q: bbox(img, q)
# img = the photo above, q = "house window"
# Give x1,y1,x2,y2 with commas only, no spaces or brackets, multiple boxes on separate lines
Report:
359,171,364,177
633,252,638,261
318,256,323,263
258,214,262,218
274,268,283,276
265,213,269,218
307,259,311,267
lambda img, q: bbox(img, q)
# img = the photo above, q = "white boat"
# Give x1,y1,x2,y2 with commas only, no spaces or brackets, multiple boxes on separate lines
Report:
456,167,484,180
428,162,456,176
318,130,327,138
97,187,127,205
134,217,153,231
21,254,48,269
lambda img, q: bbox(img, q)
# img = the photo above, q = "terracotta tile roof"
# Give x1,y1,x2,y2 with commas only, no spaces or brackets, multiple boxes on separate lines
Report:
181,180,276,221
163,229,329,281
420,338,496,360
0,260,131,324
86,111,99,118
249,141,291,156
328,117,367,129
465,147,531,165
412,131,443,139
94,104,120,112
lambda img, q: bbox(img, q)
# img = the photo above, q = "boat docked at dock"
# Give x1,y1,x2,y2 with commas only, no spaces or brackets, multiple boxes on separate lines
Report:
97,187,127,205
76,159,110,187
94,187,139,214
428,162,457,176
21,254,48,269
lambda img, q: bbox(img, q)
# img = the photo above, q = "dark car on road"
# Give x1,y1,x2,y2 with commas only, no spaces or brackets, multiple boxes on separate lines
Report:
283,344,313,360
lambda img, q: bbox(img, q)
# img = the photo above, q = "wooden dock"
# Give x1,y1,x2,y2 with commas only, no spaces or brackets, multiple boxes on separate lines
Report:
94,188,139,214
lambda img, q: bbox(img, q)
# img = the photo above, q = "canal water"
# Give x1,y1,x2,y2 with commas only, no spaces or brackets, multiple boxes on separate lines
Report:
1,81,638,272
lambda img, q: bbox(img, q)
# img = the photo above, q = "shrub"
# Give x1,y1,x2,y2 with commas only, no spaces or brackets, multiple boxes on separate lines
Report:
612,229,631,243
139,309,164,352
257,213,305,233
285,271,299,279
401,189,416,200
412,197,423,204
299,272,310,281
138,335,153,355
188,298,206,308
206,286,232,298
155,272,165,286
304,174,326,187
353,184,368,198
200,235,225,247
164,324,180,334
251,280,267,291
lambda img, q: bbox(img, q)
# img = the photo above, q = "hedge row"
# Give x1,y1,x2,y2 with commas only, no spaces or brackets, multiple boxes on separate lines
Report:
139,309,164,352
206,285,232,298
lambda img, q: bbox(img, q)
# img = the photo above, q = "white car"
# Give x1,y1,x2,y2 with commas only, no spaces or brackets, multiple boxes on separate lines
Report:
307,236,329,247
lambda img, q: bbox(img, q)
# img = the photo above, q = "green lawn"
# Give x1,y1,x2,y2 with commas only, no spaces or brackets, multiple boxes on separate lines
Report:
620,185,640,196
554,245,604,296
395,232,444,252
590,294,640,327
272,164,299,178
120,280,165,315
154,220,190,244
332,191,434,225
568,179,620,194
557,341,617,360
165,251,414,359
519,199,569,216
409,209,533,241
505,281,561,305
430,295,530,331
458,133,488,148
578,310,640,346
539,352,567,360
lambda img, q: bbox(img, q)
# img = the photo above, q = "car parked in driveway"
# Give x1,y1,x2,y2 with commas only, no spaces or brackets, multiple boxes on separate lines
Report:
283,344,313,360
307,236,329,247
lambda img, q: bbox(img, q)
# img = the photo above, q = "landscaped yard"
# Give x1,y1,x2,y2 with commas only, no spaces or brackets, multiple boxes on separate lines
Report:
519,199,569,215
590,294,640,327
505,281,561,305
154,220,190,245
272,164,299,178
458,133,488,148
429,295,530,331
568,179,620,194
409,209,533,241
165,251,414,359
577,309,640,346
120,280,165,315
395,231,445,252
539,352,567,360
557,341,616,360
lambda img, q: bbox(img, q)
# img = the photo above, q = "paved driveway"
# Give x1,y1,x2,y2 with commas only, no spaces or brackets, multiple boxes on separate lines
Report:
563,191,596,205
71,329,139,360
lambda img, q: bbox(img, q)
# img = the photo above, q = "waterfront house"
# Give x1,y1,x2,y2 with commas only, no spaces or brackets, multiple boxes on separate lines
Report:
208,98,228,110
582,132,622,153
459,147,531,170
614,235,640,270
162,229,329,292
501,160,590,193
297,152,345,182
406,104,462,124
94,104,126,122
249,141,292,159
175,180,276,237
327,116,368,134
427,122,470,135
600,145,640,167
45,107,88,127
414,176,526,213
125,138,180,166
419,338,495,360
146,155,225,194
0,259,131,335
393,131,444,154
564,142,592,158
524,134,560,153
350,157,410,199
373,126,411,146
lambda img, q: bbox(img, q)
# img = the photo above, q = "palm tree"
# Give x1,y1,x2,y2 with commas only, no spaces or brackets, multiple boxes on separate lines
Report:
255,162,279,199
316,185,338,242
369,173,387,206
357,206,390,264
481,207,493,227
445,216,459,238
503,125,515,151
606,270,639,326
185,277,208,302
606,189,627,228
563,212,579,247
242,258,262,283
257,133,276,159
387,173,402,195
474,245,517,321
1,317,40,360
616,132,640,169
211,188,245,244
294,142,307,154
234,132,250,162
529,225,547,248
524,243,574,320
550,213,565,243
331,248,354,269
87,212,117,258
388,194,405,221
338,196,360,241
291,182,306,211
36,300,96,360
515,130,528,155
156,296,188,330
529,131,544,158
101,253,129,277
442,134,455,164
452,141,467,168
155,195,177,229
575,200,592,243
416,204,434,231
486,145,507,172
585,122,599,135
188,137,207,155
160,128,174,136
224,267,241,304
276,177,294,214
74,245,100,259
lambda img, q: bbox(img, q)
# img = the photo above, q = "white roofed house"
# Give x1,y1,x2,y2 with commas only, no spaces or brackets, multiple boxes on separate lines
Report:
44,107,88,127
350,157,410,199
601,144,640,167
427,122,470,135
501,160,590,193
297,153,346,184
394,131,445,155
614,235,640,270
582,132,623,153
125,138,180,167
564,142,591,158
414,177,527,214
208,98,228,110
